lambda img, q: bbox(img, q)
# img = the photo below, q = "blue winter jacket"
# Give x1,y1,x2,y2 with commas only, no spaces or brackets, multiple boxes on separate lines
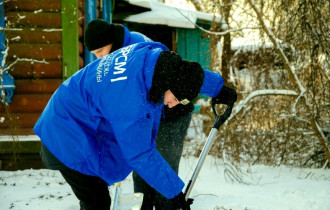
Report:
122,25,153,46
34,42,223,199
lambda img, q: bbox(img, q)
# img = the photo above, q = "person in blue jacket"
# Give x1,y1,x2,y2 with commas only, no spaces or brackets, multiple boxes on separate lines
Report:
35,42,237,210
83,19,199,209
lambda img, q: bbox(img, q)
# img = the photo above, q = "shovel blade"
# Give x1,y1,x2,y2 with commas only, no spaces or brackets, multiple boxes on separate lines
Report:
114,192,144,210
110,185,144,210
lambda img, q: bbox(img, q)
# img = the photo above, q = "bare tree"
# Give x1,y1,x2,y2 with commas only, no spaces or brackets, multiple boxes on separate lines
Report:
247,0,330,164
184,0,329,168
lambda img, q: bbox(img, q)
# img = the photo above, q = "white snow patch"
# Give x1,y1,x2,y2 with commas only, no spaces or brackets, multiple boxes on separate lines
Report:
0,156,329,210
0,135,40,142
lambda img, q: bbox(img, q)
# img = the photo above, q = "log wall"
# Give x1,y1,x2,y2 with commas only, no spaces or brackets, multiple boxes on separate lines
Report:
0,0,84,170
1,0,62,135
1,0,84,136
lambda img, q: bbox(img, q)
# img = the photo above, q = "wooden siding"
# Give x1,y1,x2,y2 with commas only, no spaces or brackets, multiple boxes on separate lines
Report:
8,61,62,79
1,0,63,136
4,0,61,11
8,43,62,60
1,0,84,170
1,0,84,136
6,12,62,27
5,29,62,43
0,141,44,170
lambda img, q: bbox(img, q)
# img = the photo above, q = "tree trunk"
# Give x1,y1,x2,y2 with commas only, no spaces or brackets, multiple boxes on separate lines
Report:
188,0,203,11
220,0,232,83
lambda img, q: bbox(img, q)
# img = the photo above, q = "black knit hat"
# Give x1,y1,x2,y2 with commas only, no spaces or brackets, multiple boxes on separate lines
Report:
170,61,204,105
150,51,204,105
84,19,125,52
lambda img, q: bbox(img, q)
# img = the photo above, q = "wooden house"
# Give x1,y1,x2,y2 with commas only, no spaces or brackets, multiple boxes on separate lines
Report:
0,0,218,170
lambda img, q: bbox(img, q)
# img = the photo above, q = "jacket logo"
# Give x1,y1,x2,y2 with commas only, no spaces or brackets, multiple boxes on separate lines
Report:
111,45,134,83
96,54,113,83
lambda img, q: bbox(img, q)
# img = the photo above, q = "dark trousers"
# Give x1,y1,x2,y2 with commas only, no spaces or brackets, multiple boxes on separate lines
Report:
133,113,192,210
40,144,111,210
60,169,111,210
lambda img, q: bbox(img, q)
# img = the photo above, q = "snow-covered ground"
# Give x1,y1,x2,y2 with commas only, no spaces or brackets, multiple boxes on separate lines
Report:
1,156,330,210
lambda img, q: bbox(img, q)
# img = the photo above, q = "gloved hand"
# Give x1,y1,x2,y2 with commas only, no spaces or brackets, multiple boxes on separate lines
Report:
170,192,193,210
212,85,237,107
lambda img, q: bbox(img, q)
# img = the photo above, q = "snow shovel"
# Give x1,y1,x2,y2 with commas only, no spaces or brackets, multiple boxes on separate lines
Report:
184,103,233,199
110,182,144,210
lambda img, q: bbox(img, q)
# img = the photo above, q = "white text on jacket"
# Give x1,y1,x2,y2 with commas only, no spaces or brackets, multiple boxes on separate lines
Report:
111,45,134,82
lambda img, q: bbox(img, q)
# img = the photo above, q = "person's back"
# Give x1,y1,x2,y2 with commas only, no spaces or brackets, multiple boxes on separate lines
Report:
35,42,186,190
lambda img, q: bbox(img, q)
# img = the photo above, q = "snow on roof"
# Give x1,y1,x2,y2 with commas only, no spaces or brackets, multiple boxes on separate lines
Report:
124,0,221,29
231,35,276,53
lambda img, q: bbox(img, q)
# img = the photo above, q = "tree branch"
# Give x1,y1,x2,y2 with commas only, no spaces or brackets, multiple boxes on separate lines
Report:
174,8,261,35
229,89,298,121
247,0,330,163
4,58,49,73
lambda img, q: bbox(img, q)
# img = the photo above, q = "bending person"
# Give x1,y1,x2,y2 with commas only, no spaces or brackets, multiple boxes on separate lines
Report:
84,19,197,209
35,42,237,210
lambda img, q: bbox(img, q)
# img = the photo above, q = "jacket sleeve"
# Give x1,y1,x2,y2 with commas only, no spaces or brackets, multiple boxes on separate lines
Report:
110,113,184,199
199,69,224,97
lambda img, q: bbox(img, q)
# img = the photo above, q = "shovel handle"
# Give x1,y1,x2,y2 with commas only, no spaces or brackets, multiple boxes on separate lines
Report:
184,103,232,199
211,101,233,130
111,182,121,210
